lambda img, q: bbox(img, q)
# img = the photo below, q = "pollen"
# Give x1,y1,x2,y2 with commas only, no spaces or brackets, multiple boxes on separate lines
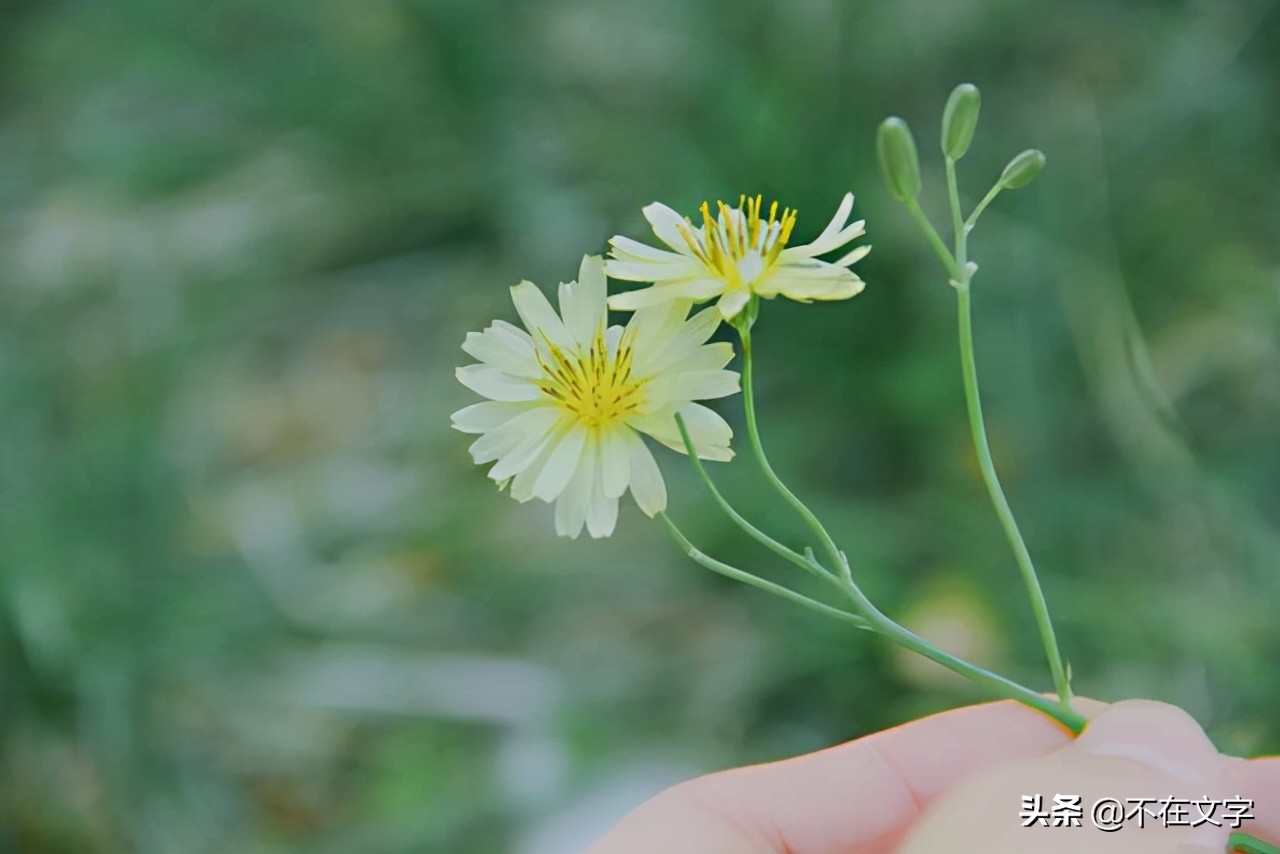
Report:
536,325,645,430
676,194,797,288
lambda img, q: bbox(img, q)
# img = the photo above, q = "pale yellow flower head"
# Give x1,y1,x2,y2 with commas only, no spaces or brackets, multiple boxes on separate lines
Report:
453,255,739,538
606,192,870,320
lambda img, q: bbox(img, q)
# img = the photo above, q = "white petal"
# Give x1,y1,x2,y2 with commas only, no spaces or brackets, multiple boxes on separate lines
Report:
554,448,594,539
623,431,666,516
510,280,572,350
642,202,698,254
599,428,631,499
451,401,532,434
772,268,866,302
625,299,695,365
510,436,559,503
631,404,734,461
781,194,859,259
646,369,740,409
630,305,728,377
585,461,619,539
490,319,534,345
833,244,871,268
480,409,562,477
461,330,539,378
675,403,735,459
607,279,724,312
456,364,542,402
716,290,751,320
532,426,588,502
609,234,688,262
559,256,606,346
604,258,704,282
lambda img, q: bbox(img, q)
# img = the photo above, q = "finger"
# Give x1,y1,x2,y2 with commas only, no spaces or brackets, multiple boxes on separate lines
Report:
1227,756,1280,847
695,699,1099,853
1074,699,1221,783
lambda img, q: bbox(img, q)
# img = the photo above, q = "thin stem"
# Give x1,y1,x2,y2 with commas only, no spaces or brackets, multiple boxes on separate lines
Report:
674,412,844,593
1231,832,1280,854
943,152,1073,709
903,198,962,280
852,586,1087,733
964,183,1003,232
738,322,853,586
951,282,1072,706
656,513,1085,731
657,512,870,630
944,157,965,246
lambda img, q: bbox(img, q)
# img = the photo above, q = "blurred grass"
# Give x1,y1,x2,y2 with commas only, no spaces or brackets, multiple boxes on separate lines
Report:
1,0,1277,851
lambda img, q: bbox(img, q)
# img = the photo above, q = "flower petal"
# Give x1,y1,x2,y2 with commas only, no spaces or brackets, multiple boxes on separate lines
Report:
833,244,872,268
451,400,532,434
631,306,732,380
642,202,698,254
554,447,594,538
609,234,688,263
604,258,704,282
461,329,540,378
607,279,724,312
510,280,573,350
456,364,542,402
716,289,751,320
646,369,739,410
599,427,631,500
559,255,607,346
585,455,619,538
780,194,863,259
771,268,866,302
623,431,667,516
509,434,561,503
532,425,588,502
631,403,734,461
480,408,562,477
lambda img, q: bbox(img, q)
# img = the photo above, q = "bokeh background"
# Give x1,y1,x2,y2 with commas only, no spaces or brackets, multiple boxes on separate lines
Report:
2,0,1278,851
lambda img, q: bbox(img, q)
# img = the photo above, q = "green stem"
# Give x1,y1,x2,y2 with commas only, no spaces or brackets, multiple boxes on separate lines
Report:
945,157,965,244
658,514,1085,732
738,321,853,587
1231,833,1280,854
851,585,1087,733
657,512,870,630
904,198,962,280
944,158,1073,709
674,412,845,594
964,183,1003,232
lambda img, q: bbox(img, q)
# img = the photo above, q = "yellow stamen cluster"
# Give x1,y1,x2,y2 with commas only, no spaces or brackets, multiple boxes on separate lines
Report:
536,326,644,431
677,195,798,288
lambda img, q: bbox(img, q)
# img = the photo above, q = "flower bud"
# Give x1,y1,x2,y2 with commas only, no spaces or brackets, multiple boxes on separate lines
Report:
999,149,1046,189
941,83,981,160
877,117,922,202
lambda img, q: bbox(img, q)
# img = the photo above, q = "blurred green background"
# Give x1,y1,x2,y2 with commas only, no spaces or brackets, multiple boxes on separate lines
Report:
2,0,1278,851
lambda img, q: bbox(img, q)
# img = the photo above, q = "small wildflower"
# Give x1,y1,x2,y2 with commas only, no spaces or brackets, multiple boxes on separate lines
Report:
606,193,869,320
452,256,738,538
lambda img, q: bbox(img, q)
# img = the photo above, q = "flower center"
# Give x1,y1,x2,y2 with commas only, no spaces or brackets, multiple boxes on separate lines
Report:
678,195,797,290
536,326,645,431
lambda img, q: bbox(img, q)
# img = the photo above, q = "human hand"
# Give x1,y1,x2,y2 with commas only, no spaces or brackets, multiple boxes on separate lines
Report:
584,699,1279,854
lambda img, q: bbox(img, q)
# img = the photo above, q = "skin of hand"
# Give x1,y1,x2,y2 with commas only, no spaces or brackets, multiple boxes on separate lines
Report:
584,699,1280,854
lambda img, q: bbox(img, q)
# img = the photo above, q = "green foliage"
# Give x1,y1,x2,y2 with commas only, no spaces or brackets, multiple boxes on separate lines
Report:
1,0,1277,851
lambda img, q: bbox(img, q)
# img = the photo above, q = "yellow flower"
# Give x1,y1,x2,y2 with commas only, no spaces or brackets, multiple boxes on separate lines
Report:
605,193,870,320
453,256,738,538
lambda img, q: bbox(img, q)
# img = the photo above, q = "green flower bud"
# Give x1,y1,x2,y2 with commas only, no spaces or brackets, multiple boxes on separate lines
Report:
999,149,1046,189
941,83,981,160
877,117,922,202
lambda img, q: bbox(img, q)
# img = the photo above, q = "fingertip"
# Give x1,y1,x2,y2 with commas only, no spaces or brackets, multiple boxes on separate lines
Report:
1074,699,1218,783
